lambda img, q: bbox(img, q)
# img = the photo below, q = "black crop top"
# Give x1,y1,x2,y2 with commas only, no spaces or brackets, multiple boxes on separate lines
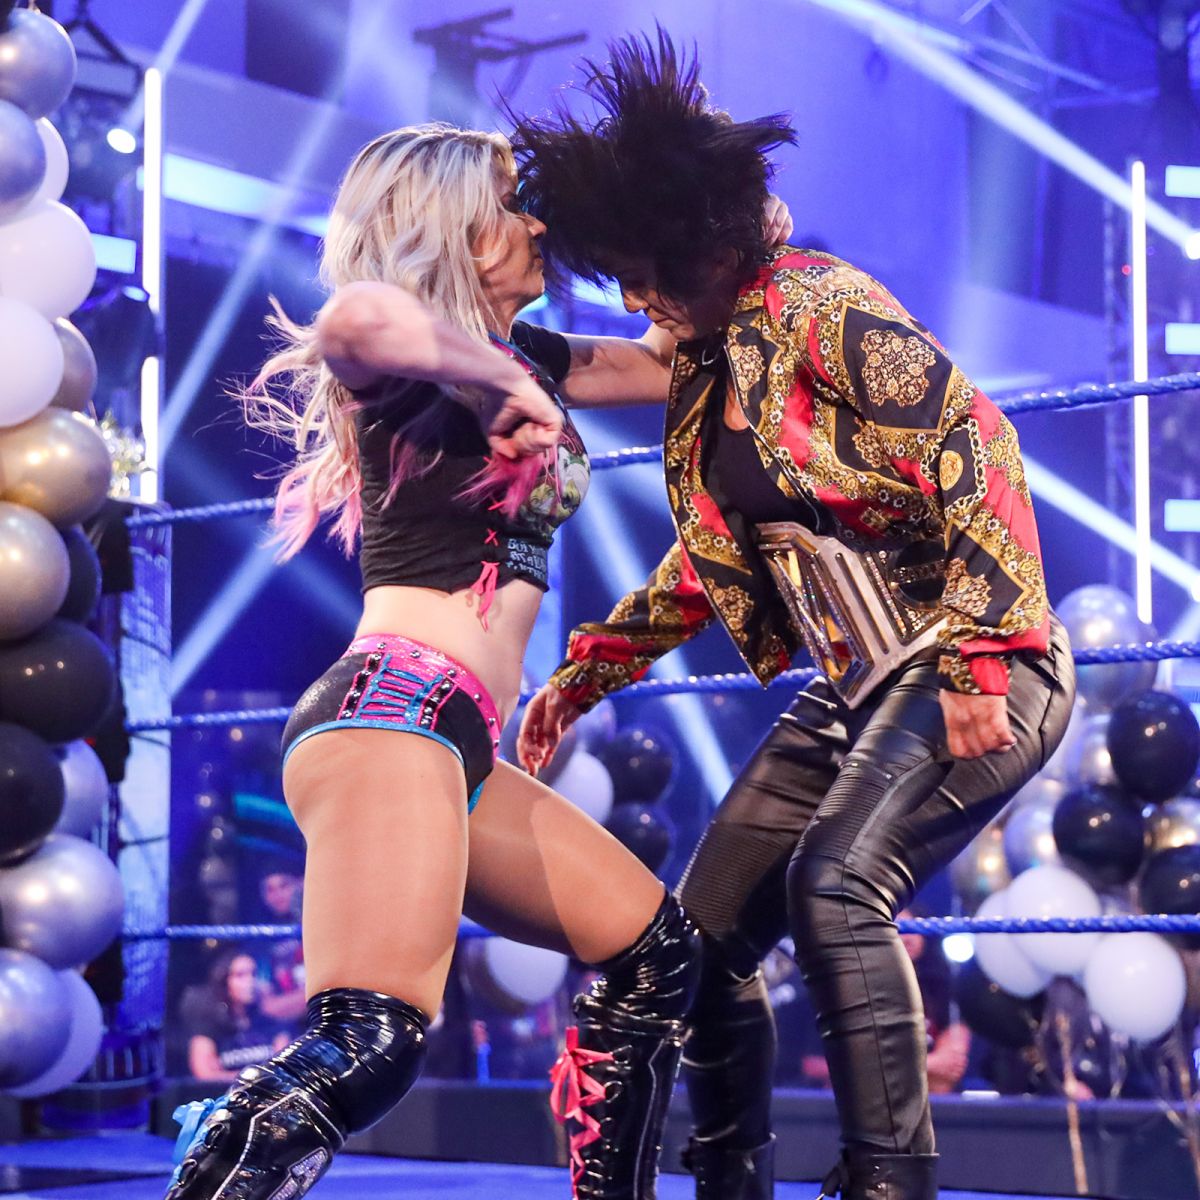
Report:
354,322,589,607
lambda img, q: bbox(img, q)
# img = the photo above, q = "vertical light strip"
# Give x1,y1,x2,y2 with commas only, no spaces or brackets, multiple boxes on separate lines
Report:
1130,161,1152,624
140,67,164,504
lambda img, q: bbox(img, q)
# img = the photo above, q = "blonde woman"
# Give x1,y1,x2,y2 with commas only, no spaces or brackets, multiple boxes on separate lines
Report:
164,124,772,1200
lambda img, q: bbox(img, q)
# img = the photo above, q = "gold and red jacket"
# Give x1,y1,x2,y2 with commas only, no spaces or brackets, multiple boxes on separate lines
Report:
549,247,1050,708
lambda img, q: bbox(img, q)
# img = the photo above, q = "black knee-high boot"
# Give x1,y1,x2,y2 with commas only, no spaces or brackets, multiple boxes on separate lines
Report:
167,988,427,1200
550,893,701,1200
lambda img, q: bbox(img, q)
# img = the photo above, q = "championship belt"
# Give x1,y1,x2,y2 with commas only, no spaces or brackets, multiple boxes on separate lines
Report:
753,523,947,708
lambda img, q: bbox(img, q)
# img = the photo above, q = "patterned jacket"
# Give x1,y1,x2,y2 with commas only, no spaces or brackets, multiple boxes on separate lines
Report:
549,247,1050,709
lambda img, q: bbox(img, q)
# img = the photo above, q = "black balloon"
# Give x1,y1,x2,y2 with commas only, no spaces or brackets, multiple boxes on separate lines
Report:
606,803,675,873
0,619,115,743
953,960,1041,1050
0,722,63,864
1107,690,1200,802
56,527,101,623
1051,783,1145,887
598,726,677,804
1139,845,1200,950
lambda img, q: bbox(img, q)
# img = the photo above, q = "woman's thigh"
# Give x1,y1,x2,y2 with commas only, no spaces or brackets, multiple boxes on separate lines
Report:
283,727,470,1019
463,760,665,964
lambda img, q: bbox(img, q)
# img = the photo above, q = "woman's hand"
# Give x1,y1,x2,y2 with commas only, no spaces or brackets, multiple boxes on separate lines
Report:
939,691,1016,759
479,378,563,460
518,684,583,775
763,193,794,247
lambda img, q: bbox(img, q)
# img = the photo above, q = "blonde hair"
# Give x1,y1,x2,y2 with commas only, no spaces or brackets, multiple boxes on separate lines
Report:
245,124,519,559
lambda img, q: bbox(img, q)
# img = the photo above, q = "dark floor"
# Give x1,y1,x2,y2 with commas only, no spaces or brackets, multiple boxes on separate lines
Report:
0,1133,1081,1199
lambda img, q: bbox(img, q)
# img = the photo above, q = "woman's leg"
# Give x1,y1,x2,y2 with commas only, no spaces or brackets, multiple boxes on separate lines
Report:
674,677,847,1199
465,760,701,1200
789,622,1074,1198
168,729,471,1200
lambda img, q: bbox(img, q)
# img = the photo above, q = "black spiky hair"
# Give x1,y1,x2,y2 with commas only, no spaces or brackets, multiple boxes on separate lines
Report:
509,28,797,300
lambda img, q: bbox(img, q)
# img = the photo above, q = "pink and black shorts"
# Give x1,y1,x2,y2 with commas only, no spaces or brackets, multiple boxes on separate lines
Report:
281,634,503,812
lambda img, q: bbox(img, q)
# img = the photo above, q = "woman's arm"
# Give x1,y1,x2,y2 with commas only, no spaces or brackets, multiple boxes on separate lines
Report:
557,324,676,409
188,1035,237,1082
315,281,562,460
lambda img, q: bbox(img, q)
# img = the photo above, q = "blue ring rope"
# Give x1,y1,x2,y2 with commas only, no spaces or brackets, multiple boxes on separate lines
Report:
124,913,1200,941
126,640,1200,732
123,369,1200,531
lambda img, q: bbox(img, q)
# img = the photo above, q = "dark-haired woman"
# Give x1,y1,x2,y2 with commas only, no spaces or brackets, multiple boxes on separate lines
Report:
516,33,1074,1200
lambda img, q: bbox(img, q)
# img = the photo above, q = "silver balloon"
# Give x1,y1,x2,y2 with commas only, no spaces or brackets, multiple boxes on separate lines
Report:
54,740,108,838
1057,585,1156,711
950,822,1011,913
0,409,111,527
1043,701,1087,782
1145,797,1200,855
0,99,44,221
1003,798,1063,875
0,833,123,969
1066,713,1115,787
0,501,68,639
0,947,70,1087
0,10,77,120
1010,773,1067,812
49,320,96,413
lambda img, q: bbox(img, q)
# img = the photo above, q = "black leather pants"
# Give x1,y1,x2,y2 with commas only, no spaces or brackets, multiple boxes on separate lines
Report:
678,618,1074,1159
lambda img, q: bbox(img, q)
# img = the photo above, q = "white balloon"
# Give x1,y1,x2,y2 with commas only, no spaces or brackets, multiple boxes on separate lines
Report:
0,201,96,319
54,740,108,838
1005,865,1102,976
0,295,61,426
973,889,1053,999
20,121,68,212
552,749,614,826
1083,932,1186,1042
482,937,569,1007
5,969,102,1097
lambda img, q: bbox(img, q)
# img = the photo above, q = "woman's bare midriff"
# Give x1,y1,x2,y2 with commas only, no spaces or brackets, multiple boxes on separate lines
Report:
355,581,544,725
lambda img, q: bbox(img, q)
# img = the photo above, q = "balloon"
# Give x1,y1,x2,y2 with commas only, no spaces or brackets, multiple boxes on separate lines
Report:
1005,865,1102,976
0,501,68,638
1057,585,1155,711
0,10,77,120
973,889,1052,999
55,527,101,623
23,120,67,213
5,969,102,1096
1139,845,1200,948
1009,773,1067,812
1065,712,1114,787
1107,690,1200,803
0,833,124,968
54,739,107,838
1042,703,1087,782
463,936,569,1015
950,822,1011,913
0,721,63,862
552,748,614,825
1051,784,1145,888
606,803,675,873
0,200,97,319
0,948,70,1086
0,409,111,526
1145,797,1200,855
0,295,61,427
574,699,617,752
0,618,115,742
598,727,677,804
49,319,96,413
1083,933,1185,1042
953,959,1040,1049
0,99,45,221
539,722,578,788
1003,798,1062,876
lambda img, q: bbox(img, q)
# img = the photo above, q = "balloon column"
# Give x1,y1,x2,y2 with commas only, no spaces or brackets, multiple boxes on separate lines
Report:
951,585,1200,1056
600,726,678,873
0,5,116,1098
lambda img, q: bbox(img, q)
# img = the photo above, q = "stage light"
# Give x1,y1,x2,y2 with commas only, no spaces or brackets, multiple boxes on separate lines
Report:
106,128,137,154
942,933,975,964
1186,233,1200,260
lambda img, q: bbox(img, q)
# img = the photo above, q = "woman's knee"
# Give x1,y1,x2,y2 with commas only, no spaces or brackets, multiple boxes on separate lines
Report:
786,847,897,952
